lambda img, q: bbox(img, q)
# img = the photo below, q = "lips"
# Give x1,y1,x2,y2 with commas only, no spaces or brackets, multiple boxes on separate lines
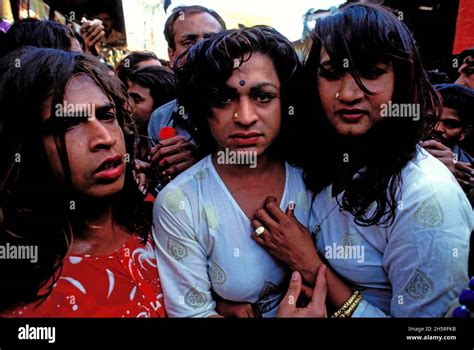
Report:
229,132,263,146
335,108,369,121
94,155,124,181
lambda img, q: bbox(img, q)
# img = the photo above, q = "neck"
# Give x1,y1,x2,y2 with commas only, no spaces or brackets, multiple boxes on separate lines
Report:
212,150,282,179
330,134,371,195
335,134,370,169
70,195,128,254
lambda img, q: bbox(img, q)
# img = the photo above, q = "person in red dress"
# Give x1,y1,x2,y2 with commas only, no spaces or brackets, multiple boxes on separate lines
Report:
0,47,165,317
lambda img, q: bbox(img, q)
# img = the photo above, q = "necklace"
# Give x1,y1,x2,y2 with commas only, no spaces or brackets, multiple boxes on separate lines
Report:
311,186,341,242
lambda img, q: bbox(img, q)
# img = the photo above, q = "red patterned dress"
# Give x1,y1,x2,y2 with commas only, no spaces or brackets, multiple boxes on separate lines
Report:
3,234,166,318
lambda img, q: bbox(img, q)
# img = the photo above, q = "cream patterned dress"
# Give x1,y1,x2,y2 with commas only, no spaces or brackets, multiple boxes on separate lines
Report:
310,146,473,317
152,155,312,317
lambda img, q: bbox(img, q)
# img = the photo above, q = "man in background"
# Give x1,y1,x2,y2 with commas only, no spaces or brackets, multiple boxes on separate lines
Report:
147,5,226,189
422,83,473,205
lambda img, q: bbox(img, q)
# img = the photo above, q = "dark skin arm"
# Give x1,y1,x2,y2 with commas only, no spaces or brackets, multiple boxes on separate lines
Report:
421,140,474,187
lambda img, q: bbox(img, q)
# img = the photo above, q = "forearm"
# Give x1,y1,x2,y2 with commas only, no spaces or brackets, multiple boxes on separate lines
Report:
325,268,353,309
299,260,352,310
298,261,318,286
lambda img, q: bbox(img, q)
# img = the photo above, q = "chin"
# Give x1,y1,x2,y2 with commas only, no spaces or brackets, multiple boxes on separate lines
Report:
87,179,125,198
341,130,367,137
335,124,373,137
244,145,267,157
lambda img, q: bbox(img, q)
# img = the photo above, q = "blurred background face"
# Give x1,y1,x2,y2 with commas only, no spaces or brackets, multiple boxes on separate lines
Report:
208,53,281,158
136,59,161,69
316,48,395,136
455,55,474,89
168,12,223,68
96,12,113,35
434,106,469,147
127,81,154,131
41,74,126,197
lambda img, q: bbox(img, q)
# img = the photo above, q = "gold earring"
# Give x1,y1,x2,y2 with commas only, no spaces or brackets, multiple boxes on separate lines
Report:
336,92,340,100
233,112,239,120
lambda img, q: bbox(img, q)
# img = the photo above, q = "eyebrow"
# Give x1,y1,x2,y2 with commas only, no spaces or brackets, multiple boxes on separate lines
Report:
179,34,199,42
55,103,115,121
228,82,279,90
180,31,219,41
249,82,279,92
40,102,115,133
94,103,115,112
93,103,116,117
202,32,218,38
66,103,115,118
319,57,391,68
128,92,143,99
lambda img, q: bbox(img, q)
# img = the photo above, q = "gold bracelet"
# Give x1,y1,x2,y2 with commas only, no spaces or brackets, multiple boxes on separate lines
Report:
331,290,359,318
331,290,362,318
332,290,362,318
342,292,362,317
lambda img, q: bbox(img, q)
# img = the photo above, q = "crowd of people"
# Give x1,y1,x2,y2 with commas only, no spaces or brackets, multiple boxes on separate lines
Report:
0,3,473,318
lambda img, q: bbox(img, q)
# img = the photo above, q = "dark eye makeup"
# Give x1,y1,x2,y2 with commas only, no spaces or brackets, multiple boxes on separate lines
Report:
40,106,117,134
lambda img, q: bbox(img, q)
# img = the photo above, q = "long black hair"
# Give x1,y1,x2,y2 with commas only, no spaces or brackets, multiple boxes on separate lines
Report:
0,47,151,311
302,3,440,226
175,25,305,161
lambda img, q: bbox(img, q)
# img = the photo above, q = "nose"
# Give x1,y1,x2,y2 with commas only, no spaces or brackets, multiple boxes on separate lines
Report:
434,121,446,134
235,97,258,126
338,73,364,104
88,118,116,151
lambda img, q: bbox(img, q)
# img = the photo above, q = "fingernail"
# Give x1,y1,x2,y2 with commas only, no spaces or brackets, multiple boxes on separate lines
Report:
292,272,299,281
139,185,144,191
288,201,295,210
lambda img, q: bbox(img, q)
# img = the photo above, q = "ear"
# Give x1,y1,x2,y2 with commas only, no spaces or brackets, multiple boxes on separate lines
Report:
168,48,175,69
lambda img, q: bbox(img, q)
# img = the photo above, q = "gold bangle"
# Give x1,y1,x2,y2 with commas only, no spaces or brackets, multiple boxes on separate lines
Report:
331,290,362,318
342,292,362,317
332,290,359,317
331,291,360,318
